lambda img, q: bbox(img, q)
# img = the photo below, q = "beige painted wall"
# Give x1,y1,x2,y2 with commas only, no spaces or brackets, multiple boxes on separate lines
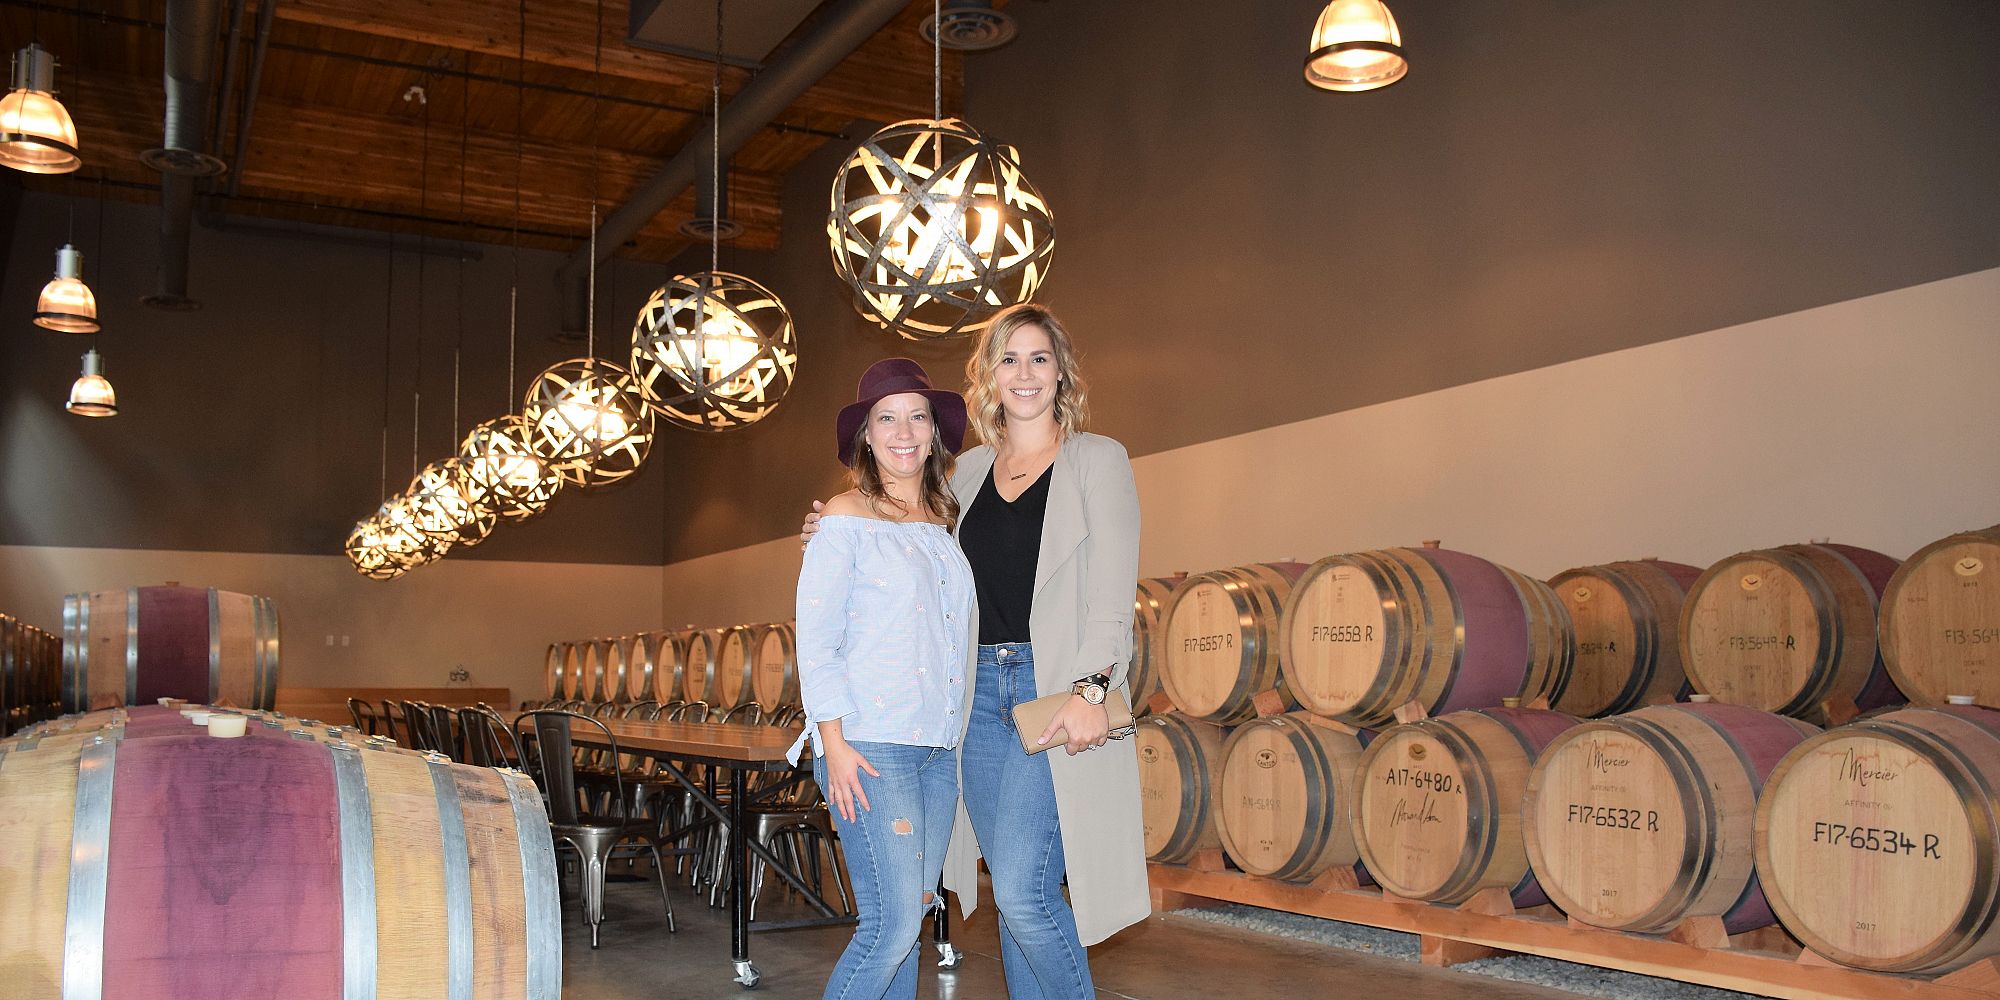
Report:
662,268,2000,622
0,546,661,702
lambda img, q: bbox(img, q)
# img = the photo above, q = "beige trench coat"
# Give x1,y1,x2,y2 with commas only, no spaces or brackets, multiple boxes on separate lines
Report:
940,431,1152,946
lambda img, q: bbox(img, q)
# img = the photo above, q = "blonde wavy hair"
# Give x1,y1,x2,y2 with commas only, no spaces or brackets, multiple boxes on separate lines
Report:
964,303,1090,445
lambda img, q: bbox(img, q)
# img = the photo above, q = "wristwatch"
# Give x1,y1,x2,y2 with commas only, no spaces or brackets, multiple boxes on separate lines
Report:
1072,673,1111,705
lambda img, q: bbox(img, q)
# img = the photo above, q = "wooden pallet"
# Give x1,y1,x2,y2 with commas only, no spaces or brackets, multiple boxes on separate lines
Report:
1149,859,2000,1000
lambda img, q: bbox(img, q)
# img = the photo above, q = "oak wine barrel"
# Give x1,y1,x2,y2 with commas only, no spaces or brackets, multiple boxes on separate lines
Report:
1756,704,2000,973
0,705,561,997
543,642,574,700
750,622,800,711
1215,712,1370,882
562,642,586,703
641,631,687,705
1550,560,1704,718
1524,702,1817,933
1137,713,1228,863
680,628,724,705
1354,706,1578,905
1159,562,1307,724
1131,576,1185,718
61,587,282,712
1680,543,1904,722
604,635,640,703
620,634,656,703
578,639,612,703
1878,526,2000,707
1503,567,1576,707
1277,544,1537,729
713,625,767,711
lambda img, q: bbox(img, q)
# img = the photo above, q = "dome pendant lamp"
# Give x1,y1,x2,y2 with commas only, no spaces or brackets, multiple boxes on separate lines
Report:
0,43,81,174
64,348,116,416
1305,0,1408,93
36,243,99,332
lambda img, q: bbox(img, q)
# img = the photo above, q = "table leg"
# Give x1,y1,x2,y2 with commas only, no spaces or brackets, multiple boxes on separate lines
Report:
729,766,760,988
933,880,963,969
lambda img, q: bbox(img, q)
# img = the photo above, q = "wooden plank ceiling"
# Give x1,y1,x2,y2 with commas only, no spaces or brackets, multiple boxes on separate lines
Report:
2,0,961,260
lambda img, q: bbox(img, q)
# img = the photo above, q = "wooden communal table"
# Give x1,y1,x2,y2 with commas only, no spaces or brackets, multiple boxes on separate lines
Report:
521,716,855,988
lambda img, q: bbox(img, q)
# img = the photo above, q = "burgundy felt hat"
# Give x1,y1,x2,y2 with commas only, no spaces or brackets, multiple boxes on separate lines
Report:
836,358,968,467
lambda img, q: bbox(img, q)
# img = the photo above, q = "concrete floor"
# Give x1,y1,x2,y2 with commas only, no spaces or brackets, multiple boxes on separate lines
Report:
560,868,1588,999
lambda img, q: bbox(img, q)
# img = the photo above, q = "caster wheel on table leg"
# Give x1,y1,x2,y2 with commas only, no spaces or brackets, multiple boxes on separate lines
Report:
732,960,762,988
935,942,964,969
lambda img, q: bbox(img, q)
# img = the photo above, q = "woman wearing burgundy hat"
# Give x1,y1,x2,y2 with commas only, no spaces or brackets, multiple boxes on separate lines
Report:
789,357,976,1000
807,304,1149,999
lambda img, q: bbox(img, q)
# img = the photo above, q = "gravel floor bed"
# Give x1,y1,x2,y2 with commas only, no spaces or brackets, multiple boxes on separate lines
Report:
1172,904,1760,1000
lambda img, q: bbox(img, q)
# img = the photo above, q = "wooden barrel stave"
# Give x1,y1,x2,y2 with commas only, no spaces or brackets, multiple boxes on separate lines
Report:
1501,567,1576,707
1879,527,2000,707
1215,712,1370,882
0,706,561,997
1160,563,1306,724
1137,713,1228,863
1355,706,1578,905
1550,560,1703,718
1757,705,2000,973
1524,703,1817,933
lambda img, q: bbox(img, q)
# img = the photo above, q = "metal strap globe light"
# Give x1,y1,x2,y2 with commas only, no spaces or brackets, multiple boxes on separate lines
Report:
458,415,562,521
630,272,797,432
345,515,402,580
521,358,653,489
828,117,1053,340
407,459,476,542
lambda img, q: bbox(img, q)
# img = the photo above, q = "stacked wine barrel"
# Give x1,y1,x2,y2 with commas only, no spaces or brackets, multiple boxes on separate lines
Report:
546,620,800,712
1130,575,1185,717
60,586,281,712
1274,544,1574,729
0,704,561,996
1878,525,2000,708
3,613,61,736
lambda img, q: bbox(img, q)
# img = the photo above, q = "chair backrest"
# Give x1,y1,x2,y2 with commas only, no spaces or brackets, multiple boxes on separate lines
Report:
347,698,379,736
461,707,524,769
672,701,710,723
517,710,625,824
400,701,436,752
719,702,764,725
621,700,657,718
429,703,462,760
590,701,619,720
379,700,404,742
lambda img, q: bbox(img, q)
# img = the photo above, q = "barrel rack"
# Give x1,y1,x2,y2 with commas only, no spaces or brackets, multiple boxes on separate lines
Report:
1148,859,2000,1000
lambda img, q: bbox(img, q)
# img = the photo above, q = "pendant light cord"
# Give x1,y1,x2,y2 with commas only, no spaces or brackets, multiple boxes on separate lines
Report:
585,0,603,358
92,175,105,348
709,0,721,278
381,218,395,501
455,70,468,440
410,84,430,477
933,0,940,121
509,0,525,403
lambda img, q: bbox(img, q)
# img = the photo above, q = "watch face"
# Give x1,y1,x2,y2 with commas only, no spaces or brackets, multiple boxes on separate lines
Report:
1081,684,1106,705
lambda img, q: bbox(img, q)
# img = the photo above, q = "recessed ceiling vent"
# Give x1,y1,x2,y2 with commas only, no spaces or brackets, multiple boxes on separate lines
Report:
920,1,1017,52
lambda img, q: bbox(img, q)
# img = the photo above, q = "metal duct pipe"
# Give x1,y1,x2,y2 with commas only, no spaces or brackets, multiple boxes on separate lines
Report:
143,0,228,310
555,0,910,334
225,0,279,199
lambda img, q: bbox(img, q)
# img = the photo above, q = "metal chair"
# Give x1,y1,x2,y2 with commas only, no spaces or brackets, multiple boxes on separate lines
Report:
516,710,687,947
400,701,437,752
430,703,463,761
461,707,524,769
347,698,380,736
378,700,405,744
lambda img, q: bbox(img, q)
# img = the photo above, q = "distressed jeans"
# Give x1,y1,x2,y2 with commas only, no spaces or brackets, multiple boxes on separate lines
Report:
960,642,1095,1000
812,741,958,1000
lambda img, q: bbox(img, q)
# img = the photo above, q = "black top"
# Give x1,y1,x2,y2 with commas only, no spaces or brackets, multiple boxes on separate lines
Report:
958,463,1051,645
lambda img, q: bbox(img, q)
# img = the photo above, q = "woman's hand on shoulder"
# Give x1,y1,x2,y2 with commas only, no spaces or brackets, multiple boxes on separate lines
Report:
801,493,868,548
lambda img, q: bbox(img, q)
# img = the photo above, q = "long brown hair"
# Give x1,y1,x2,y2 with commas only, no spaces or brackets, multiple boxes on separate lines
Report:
964,303,1091,445
847,408,960,526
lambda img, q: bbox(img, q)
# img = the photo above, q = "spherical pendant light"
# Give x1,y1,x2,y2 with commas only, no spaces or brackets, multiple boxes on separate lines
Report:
458,415,562,521
35,244,98,332
828,117,1054,341
64,348,116,417
521,358,653,489
345,516,402,581
1305,0,1407,92
375,498,434,570
407,459,475,541
629,272,798,432
0,44,81,174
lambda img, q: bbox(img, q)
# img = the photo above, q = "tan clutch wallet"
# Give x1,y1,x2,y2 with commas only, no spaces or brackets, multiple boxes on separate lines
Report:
1010,689,1136,755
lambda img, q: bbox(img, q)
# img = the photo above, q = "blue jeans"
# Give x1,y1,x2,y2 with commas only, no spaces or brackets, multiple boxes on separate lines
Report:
812,741,958,1000
960,642,1094,1000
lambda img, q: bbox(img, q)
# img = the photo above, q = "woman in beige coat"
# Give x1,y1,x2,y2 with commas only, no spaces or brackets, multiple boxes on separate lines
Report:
810,304,1148,997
